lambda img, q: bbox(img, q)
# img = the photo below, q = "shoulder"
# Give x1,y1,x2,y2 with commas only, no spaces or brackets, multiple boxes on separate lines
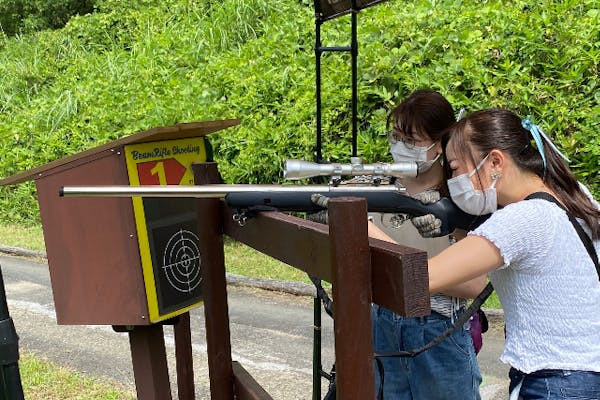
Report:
470,199,563,262
487,199,562,226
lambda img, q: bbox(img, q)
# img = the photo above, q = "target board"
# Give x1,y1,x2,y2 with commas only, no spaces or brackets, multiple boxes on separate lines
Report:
125,137,207,322
163,228,202,294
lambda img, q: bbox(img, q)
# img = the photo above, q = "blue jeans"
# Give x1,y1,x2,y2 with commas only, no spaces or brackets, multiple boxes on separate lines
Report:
372,304,481,400
509,368,600,399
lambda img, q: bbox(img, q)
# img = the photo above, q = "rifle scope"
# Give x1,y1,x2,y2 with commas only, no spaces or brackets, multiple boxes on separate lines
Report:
283,158,418,180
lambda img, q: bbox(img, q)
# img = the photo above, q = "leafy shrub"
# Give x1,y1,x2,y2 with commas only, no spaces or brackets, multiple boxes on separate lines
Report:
0,0,95,36
0,0,598,224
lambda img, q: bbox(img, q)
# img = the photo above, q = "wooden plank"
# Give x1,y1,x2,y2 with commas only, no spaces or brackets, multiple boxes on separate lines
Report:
223,207,331,281
174,312,195,399
129,325,172,400
369,238,430,317
327,198,374,400
223,208,430,317
232,362,274,400
36,151,149,325
194,162,234,399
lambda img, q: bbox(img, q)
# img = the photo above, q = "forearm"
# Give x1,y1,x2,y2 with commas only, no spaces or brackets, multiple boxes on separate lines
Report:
437,274,487,299
428,235,502,294
368,220,396,242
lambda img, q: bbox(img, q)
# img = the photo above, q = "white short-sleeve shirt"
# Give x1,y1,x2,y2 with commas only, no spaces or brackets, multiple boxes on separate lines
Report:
470,191,600,373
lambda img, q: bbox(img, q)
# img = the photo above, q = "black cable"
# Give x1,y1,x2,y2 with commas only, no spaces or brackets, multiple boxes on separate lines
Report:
375,282,493,359
309,276,333,318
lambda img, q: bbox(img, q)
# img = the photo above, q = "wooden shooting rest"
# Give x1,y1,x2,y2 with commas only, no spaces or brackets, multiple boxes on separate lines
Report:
192,162,430,399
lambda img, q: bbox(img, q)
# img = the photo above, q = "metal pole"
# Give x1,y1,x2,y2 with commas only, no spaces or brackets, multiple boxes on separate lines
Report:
315,16,323,163
351,1,358,157
0,265,25,400
312,296,322,400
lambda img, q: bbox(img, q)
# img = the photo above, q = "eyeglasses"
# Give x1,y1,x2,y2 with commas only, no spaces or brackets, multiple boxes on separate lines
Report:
387,129,421,149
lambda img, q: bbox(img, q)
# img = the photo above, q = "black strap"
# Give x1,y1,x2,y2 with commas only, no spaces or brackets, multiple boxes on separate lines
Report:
374,282,494,360
525,192,599,279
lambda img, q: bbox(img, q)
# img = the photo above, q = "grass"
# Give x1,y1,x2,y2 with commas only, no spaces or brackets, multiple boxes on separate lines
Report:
19,351,135,399
0,223,46,251
224,236,315,284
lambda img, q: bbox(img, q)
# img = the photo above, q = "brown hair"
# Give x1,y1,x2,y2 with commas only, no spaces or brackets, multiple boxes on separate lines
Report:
387,89,456,196
387,89,456,143
448,108,600,239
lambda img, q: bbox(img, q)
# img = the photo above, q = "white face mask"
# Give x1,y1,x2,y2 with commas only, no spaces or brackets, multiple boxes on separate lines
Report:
447,155,499,215
390,140,439,172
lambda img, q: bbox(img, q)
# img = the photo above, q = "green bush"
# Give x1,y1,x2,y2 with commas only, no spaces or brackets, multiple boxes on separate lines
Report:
0,0,598,224
0,0,95,36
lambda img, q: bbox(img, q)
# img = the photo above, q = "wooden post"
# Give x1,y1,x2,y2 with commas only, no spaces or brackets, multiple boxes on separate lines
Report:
193,162,234,399
174,312,195,399
129,325,172,400
327,197,374,400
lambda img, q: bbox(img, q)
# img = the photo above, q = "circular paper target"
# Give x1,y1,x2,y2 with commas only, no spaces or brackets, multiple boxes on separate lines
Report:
162,229,202,293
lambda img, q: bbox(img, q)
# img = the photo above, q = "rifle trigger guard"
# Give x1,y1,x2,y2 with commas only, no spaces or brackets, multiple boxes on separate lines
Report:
232,210,249,227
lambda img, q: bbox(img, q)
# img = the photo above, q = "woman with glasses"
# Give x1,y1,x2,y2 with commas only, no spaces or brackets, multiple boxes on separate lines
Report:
429,108,600,399
370,89,484,399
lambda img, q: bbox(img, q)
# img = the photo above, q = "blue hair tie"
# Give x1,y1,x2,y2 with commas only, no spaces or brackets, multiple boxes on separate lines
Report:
521,115,570,170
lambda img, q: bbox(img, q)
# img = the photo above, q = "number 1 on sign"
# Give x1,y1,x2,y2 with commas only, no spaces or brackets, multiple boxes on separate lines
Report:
150,162,167,185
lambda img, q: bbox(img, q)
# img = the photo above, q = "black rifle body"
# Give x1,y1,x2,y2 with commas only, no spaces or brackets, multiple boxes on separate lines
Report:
59,184,488,235
225,190,486,235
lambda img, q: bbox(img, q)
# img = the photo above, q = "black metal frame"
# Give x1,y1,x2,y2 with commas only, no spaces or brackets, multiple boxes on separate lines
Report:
313,0,390,162
0,266,24,400
311,3,389,396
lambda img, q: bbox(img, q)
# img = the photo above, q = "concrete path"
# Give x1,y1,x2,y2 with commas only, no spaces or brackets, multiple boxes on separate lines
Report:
0,251,509,399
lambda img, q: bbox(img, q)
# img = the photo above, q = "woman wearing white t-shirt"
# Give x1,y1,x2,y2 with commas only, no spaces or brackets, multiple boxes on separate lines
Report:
430,108,600,399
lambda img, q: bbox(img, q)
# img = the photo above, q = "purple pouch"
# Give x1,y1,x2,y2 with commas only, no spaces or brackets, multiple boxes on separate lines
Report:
470,311,483,354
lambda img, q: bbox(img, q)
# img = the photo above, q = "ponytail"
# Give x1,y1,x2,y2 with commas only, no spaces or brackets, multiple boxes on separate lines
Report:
520,115,599,239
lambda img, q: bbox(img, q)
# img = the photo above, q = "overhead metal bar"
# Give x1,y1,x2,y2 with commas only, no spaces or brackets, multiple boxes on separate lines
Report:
314,0,389,22
312,0,389,162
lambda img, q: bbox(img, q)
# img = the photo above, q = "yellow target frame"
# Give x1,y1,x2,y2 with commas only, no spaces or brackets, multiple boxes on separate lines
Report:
125,137,206,323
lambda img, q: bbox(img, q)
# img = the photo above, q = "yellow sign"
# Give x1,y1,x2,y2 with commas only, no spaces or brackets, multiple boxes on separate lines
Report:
125,137,206,323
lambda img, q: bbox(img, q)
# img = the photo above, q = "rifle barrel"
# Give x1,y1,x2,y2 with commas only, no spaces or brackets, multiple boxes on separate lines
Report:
59,184,402,198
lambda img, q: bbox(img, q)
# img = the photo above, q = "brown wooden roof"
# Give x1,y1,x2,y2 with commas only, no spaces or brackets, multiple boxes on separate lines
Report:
0,119,240,186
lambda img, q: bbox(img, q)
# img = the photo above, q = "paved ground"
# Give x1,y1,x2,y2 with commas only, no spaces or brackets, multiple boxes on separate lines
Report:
0,248,510,399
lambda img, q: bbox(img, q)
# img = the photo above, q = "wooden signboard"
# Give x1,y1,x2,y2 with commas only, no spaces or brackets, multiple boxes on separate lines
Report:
0,119,239,325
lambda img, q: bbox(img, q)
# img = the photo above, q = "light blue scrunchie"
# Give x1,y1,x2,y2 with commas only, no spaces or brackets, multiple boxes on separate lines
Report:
521,115,570,170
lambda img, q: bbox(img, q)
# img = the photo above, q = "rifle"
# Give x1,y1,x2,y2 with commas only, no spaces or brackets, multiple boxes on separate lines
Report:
59,159,485,235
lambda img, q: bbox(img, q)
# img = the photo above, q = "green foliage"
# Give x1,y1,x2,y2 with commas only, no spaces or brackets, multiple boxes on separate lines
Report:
20,351,135,399
0,0,95,36
0,0,598,224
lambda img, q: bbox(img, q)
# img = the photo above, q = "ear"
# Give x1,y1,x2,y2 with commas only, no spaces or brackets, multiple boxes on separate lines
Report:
434,140,444,155
488,149,505,171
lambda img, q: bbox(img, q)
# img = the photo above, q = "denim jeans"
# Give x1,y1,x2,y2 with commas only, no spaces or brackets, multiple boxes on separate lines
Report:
372,304,481,400
509,368,600,399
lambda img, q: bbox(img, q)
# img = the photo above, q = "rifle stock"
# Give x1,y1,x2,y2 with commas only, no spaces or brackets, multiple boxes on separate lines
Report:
59,184,488,235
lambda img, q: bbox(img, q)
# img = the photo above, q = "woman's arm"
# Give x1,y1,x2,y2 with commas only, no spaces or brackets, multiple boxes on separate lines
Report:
369,222,494,298
437,274,488,298
428,234,503,294
368,220,396,242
